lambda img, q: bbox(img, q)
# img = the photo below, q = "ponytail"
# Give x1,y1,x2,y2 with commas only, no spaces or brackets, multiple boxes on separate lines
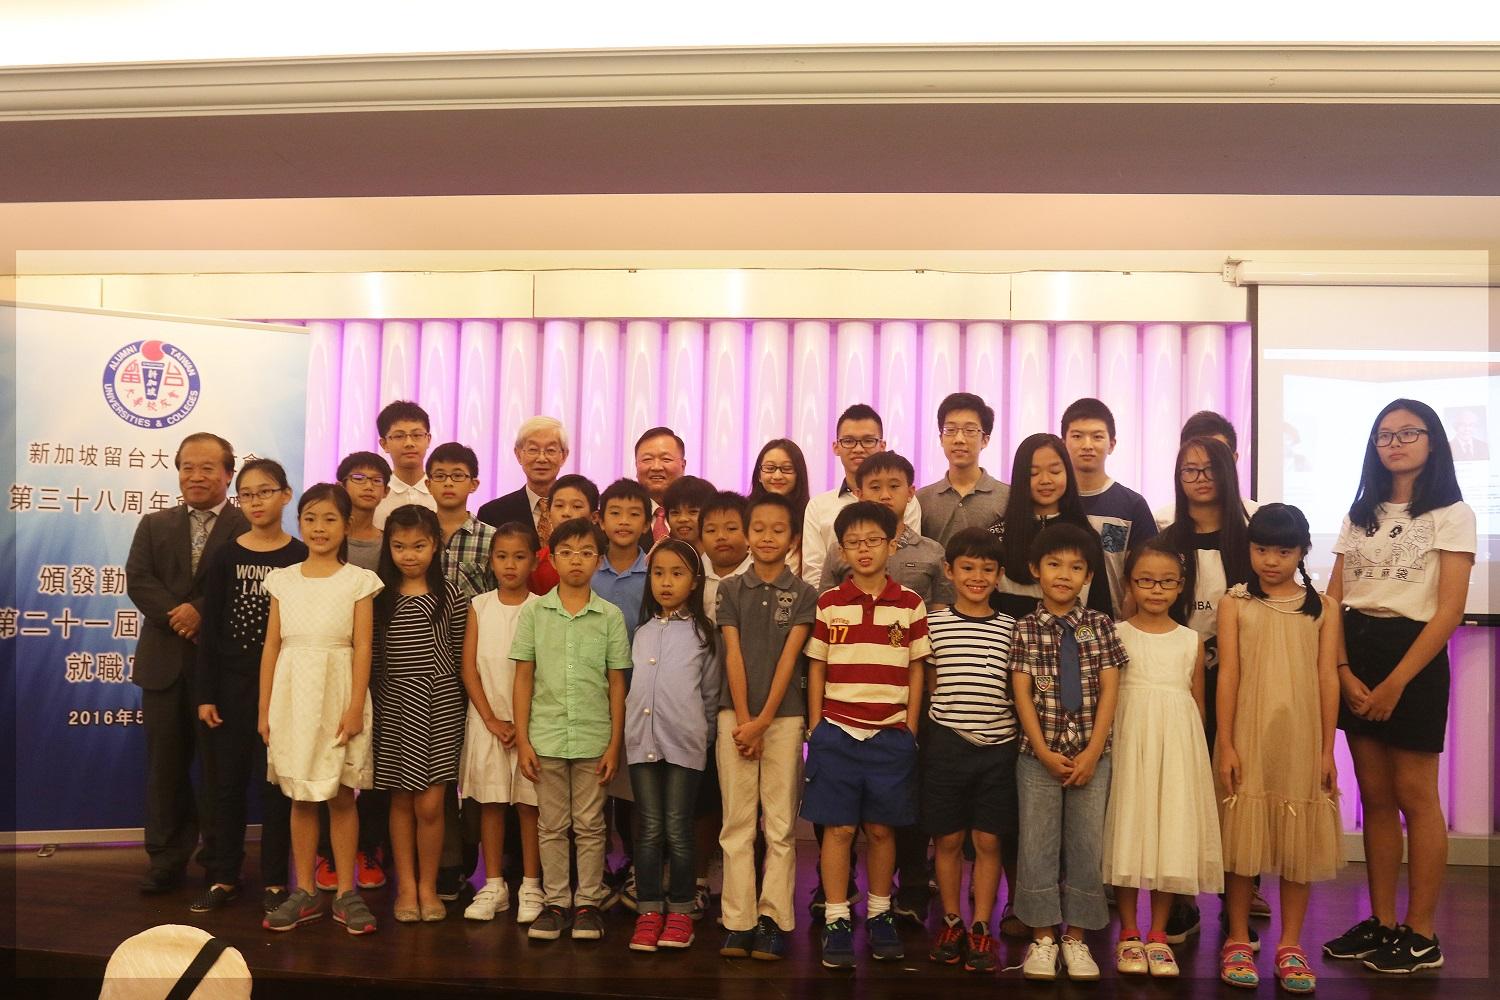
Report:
1296,558,1323,619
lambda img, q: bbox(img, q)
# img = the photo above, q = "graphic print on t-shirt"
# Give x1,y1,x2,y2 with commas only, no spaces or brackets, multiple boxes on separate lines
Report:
1347,512,1437,585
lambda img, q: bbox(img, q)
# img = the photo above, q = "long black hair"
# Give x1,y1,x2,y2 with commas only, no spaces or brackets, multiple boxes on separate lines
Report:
296,482,351,563
1246,503,1322,618
997,433,1094,586
1158,436,1251,624
1348,398,1463,532
237,457,291,491
375,504,450,629
640,538,716,657
749,438,811,536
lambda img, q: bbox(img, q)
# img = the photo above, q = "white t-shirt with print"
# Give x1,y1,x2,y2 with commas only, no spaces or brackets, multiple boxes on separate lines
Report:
1333,501,1476,622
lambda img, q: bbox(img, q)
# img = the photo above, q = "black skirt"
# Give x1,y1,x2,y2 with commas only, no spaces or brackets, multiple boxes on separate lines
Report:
1337,609,1449,754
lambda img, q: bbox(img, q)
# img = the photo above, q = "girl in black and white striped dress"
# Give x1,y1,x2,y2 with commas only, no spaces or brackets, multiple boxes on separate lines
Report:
372,504,469,923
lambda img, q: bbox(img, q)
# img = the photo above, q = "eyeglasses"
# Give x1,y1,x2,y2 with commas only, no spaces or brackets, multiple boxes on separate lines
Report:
1131,577,1183,591
1178,465,1215,483
344,472,385,486
759,463,796,476
1373,428,1428,448
940,424,984,440
836,436,881,451
428,471,472,484
383,431,431,444
841,536,890,552
552,547,598,561
236,487,285,503
520,444,564,460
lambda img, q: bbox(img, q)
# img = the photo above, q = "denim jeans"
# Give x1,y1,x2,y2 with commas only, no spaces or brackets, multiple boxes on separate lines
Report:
1015,751,1112,931
629,761,703,914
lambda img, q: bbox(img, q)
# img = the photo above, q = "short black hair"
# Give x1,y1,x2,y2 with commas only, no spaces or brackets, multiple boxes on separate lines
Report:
377,400,431,438
426,441,479,478
1180,410,1236,450
836,403,883,437
599,477,651,517
633,426,686,457
937,392,995,437
549,515,607,553
944,527,1002,566
1028,521,1100,567
337,450,391,483
175,432,235,473
549,473,599,510
854,451,915,488
834,499,898,543
745,491,795,529
699,490,748,530
1060,397,1116,440
491,520,542,555
663,475,717,514
236,457,290,491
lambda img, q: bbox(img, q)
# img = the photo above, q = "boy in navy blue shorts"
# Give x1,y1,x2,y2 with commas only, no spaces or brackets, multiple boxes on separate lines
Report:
803,501,931,970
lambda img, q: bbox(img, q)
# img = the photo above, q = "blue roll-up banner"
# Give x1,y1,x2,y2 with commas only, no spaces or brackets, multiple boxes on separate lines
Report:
5,305,309,837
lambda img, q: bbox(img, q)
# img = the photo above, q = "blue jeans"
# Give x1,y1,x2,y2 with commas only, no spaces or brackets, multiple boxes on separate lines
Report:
629,761,702,914
1015,751,1112,931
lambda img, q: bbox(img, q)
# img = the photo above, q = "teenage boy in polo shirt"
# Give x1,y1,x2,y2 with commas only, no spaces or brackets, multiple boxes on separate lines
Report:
917,392,1011,545
374,400,437,529
512,517,632,943
803,501,931,970
595,479,652,643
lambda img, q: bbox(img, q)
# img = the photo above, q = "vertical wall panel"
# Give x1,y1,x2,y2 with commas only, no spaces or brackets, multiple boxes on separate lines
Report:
1184,323,1228,419
746,321,790,471
1141,324,1185,513
963,322,1007,480
918,321,962,489
456,320,499,493
303,320,343,484
1051,322,1097,433
876,321,921,468
1228,323,1256,495
620,320,663,469
1448,628,1494,835
1097,322,1143,500
702,322,747,492
378,320,420,408
538,320,581,474
417,320,459,447
833,321,876,418
337,319,381,460
1006,322,1052,456
494,320,541,495
665,321,708,476
790,321,834,492
577,321,621,483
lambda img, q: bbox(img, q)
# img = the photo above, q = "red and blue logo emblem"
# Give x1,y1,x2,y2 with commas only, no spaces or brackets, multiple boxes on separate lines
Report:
102,340,201,429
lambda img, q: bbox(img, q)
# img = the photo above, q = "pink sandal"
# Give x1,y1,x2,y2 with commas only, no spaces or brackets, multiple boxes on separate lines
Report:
1221,942,1259,989
1275,945,1317,994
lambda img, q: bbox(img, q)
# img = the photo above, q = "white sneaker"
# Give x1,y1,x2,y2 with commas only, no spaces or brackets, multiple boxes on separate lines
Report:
1061,935,1101,980
1023,936,1060,980
463,882,509,921
515,882,545,924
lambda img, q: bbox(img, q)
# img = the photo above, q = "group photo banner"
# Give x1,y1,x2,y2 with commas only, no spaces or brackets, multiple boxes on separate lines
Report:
4,305,309,837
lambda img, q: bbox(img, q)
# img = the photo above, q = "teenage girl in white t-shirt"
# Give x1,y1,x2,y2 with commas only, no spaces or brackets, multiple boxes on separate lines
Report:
1321,399,1475,976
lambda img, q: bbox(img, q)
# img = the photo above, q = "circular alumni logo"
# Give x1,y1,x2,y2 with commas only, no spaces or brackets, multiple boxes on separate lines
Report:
102,340,201,429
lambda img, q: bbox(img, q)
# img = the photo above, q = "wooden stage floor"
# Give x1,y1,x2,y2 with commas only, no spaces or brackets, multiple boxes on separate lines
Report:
6,841,1494,999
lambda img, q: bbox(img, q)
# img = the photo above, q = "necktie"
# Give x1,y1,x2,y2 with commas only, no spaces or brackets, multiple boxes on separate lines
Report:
1057,618,1083,714
190,509,214,575
652,506,669,542
535,497,553,546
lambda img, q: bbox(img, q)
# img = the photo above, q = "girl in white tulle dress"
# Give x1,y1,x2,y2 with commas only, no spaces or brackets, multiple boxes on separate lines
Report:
1102,537,1223,978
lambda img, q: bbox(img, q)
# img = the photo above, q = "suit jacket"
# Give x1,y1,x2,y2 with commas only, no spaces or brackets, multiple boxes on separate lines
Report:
477,486,539,539
126,502,249,691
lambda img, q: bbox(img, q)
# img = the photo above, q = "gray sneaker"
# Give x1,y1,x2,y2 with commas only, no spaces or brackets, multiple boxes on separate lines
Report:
528,904,571,940
262,888,324,931
333,890,377,935
571,905,605,940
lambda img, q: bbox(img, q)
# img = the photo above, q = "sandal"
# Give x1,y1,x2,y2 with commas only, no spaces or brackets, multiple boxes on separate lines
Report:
1276,945,1317,994
1221,942,1260,988
1146,939,1179,977
1116,937,1148,975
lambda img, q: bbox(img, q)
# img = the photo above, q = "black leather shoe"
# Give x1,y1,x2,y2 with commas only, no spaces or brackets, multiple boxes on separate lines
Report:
139,867,184,894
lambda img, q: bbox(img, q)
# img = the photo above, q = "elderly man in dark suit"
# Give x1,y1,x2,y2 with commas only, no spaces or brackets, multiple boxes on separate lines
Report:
127,432,248,892
476,416,569,544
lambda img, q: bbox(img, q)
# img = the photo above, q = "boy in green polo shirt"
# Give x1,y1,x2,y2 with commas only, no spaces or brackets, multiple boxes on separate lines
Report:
512,517,632,943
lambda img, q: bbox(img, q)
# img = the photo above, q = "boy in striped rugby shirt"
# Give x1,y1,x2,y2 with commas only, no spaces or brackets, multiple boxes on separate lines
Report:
802,501,931,970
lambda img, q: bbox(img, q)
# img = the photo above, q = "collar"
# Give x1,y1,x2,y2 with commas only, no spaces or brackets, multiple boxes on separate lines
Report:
449,514,479,538
191,498,230,518
935,469,1000,495
741,564,798,590
1033,603,1086,630
537,586,610,617
895,525,920,549
655,607,695,622
837,480,856,498
1077,477,1114,499
597,550,649,578
831,573,904,604
706,553,753,582
390,475,430,497
524,484,547,512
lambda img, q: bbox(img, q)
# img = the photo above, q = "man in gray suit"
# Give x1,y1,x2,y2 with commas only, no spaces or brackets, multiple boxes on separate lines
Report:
127,432,247,892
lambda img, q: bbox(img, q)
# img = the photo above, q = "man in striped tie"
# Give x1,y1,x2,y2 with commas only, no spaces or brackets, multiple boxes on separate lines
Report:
633,427,687,545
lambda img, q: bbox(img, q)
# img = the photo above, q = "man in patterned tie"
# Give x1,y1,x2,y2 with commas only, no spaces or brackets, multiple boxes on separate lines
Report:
633,427,687,544
477,416,570,546
127,432,247,893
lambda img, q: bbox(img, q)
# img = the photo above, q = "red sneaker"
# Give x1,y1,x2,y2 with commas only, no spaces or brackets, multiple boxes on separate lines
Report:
658,912,695,949
355,849,386,889
630,912,665,952
313,855,338,893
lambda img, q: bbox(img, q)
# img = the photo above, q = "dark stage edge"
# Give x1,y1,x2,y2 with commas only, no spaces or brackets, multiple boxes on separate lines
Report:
7,843,1494,999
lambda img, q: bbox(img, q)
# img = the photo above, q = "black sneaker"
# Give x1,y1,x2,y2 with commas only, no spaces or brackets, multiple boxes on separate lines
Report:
721,927,756,958
262,887,290,913
527,904,571,941
1323,915,1392,960
1164,901,1200,944
189,882,241,913
436,866,465,902
1363,925,1444,974
750,915,788,961
929,916,968,965
893,889,928,927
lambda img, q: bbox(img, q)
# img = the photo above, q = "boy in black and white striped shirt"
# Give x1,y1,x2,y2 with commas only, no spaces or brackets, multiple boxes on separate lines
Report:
922,528,1021,973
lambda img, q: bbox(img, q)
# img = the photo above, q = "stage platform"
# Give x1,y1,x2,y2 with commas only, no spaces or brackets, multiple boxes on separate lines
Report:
7,842,1493,999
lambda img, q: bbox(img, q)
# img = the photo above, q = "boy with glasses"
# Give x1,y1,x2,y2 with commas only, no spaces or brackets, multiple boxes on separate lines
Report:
374,400,437,529
337,451,391,572
918,392,1010,546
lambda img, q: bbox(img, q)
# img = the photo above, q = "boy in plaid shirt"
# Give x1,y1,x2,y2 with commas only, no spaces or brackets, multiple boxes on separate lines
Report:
1010,522,1125,982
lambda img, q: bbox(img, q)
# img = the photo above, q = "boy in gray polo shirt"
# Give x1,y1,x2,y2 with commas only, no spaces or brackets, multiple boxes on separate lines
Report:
715,492,819,961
